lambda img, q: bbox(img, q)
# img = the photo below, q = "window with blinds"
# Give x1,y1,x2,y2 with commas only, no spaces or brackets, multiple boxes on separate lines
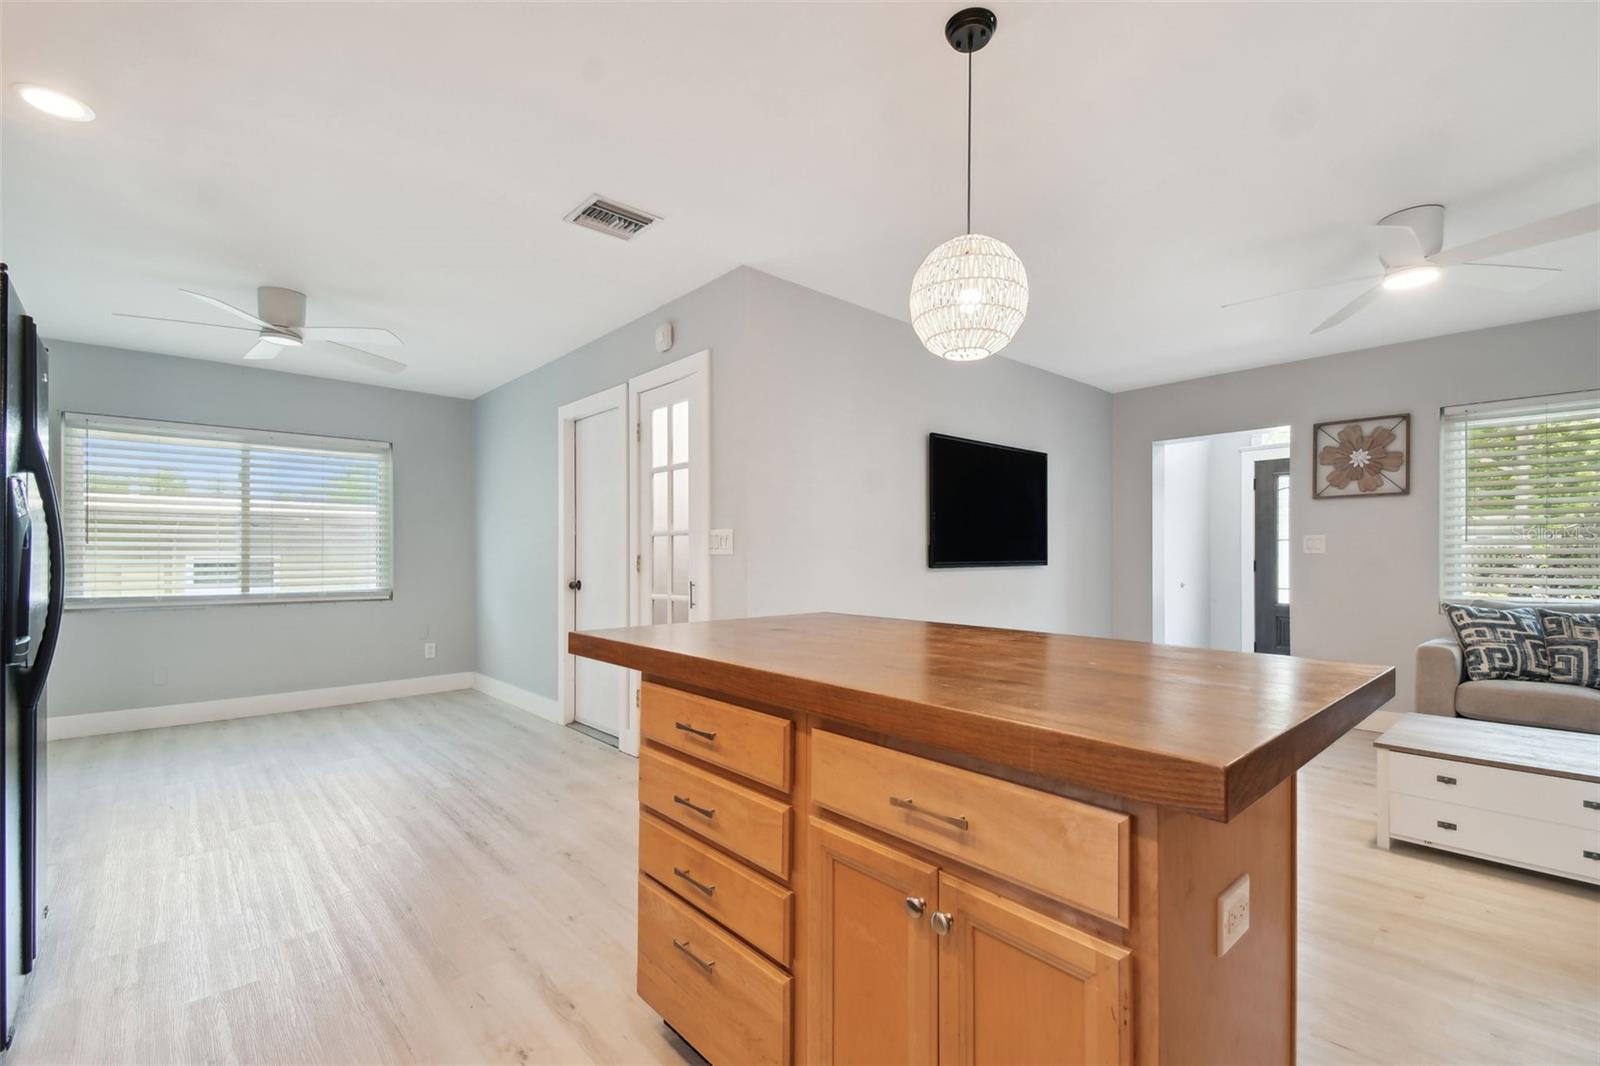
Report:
62,414,393,607
1439,390,1600,604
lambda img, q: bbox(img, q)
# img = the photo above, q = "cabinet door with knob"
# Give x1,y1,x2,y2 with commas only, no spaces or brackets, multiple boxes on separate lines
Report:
808,818,939,1065
935,873,1131,1066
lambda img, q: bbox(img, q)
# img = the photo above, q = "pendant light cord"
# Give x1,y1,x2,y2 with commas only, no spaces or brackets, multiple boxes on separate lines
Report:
966,49,973,235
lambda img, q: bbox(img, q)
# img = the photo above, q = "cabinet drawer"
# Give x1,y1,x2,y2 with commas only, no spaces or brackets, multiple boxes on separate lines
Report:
638,876,792,1066
643,683,793,792
640,811,793,965
1389,793,1600,883
1388,752,1600,830
811,730,1130,924
641,747,792,880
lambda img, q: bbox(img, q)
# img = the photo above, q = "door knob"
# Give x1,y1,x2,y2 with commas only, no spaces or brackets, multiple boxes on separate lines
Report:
568,579,582,590
904,896,926,917
930,911,952,936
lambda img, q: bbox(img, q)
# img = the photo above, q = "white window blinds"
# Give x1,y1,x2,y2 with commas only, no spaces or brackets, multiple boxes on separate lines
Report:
62,414,393,607
1439,390,1600,604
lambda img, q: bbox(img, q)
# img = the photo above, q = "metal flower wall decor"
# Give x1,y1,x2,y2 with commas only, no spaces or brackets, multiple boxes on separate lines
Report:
1313,414,1410,497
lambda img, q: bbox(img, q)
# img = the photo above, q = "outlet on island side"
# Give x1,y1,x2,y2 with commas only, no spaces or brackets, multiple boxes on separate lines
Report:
1217,873,1250,956
423,641,437,660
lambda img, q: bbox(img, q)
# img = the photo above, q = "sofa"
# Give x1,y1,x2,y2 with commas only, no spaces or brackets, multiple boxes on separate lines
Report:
1416,636,1600,734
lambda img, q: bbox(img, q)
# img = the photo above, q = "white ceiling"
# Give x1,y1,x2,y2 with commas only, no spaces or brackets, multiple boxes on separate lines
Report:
4,2,1597,398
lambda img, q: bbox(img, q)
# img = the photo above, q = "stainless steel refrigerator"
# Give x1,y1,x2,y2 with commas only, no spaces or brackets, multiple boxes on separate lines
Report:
0,263,62,1045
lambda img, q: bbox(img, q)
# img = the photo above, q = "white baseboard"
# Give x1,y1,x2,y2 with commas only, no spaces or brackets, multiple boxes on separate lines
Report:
50,672,476,740
472,673,565,725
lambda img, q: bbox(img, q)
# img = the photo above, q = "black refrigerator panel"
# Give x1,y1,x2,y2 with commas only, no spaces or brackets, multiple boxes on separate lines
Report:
0,263,22,1041
0,264,57,1045
17,320,54,980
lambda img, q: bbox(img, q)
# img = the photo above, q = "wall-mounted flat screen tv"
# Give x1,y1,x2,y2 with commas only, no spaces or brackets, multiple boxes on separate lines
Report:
927,433,1047,568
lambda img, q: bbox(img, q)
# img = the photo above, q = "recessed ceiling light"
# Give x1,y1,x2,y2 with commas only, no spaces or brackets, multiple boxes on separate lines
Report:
14,83,95,122
1381,265,1441,292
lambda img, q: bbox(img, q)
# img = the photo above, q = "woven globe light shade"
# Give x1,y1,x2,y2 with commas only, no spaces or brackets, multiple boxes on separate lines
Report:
909,233,1029,361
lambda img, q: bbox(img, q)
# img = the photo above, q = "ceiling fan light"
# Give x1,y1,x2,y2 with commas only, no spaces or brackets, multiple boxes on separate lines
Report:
910,234,1029,361
14,83,95,122
259,330,302,347
1381,264,1441,292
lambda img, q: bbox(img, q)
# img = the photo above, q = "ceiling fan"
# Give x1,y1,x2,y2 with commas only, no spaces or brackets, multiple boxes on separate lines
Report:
1225,202,1600,334
117,286,406,373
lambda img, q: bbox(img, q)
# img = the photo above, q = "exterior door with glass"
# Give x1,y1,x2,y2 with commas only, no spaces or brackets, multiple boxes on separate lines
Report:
637,375,706,627
1253,457,1291,655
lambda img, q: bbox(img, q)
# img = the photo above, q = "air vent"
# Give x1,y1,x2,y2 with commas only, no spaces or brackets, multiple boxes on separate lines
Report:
564,195,660,241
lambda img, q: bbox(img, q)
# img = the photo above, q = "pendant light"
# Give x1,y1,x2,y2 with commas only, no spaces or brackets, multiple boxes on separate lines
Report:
909,7,1028,362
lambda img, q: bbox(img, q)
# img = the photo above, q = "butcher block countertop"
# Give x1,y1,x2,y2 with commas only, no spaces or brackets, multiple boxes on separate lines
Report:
569,612,1395,821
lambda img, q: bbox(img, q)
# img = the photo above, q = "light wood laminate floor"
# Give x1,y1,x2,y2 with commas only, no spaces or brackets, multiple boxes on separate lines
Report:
4,690,1597,1064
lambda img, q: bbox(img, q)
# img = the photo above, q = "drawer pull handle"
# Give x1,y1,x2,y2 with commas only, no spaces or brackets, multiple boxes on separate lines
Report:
672,938,716,973
904,896,926,917
673,866,716,897
1435,774,1457,785
674,721,718,742
889,796,969,831
1436,820,1457,831
1584,850,1600,862
673,794,716,819
1584,800,1600,811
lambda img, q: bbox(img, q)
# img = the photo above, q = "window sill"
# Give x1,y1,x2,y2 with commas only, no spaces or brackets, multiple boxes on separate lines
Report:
65,591,394,611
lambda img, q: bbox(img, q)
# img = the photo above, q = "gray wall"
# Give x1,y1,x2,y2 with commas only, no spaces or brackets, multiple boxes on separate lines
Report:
1112,311,1600,716
46,341,477,716
476,267,1113,699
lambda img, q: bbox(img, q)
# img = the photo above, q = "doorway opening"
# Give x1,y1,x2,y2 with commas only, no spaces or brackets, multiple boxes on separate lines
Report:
1151,425,1291,653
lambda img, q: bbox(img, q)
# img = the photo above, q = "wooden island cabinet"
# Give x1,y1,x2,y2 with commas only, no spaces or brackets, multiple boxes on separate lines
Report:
570,614,1394,1065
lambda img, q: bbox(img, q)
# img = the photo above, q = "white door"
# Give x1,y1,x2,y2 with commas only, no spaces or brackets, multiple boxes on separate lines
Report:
637,375,708,627
572,406,628,736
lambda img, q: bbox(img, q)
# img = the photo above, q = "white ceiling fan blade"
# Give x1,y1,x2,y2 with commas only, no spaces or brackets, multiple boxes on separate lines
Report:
1310,284,1383,334
300,326,402,345
114,312,258,332
1430,203,1600,267
1221,274,1379,309
1370,224,1427,266
327,342,405,374
1448,262,1562,293
182,288,271,328
242,339,280,361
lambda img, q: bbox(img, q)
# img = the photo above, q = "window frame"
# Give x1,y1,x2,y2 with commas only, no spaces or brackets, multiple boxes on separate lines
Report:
60,411,395,611
1437,388,1600,609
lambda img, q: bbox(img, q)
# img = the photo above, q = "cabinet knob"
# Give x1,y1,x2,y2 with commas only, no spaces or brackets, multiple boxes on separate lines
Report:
567,579,582,591
930,911,953,936
904,896,926,917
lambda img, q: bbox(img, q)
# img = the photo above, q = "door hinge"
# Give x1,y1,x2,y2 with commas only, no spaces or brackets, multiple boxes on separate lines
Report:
636,554,642,573
1252,559,1257,572
636,421,641,442
635,689,641,707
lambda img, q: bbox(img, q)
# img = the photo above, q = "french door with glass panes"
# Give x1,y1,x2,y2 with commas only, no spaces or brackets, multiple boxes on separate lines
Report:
637,373,706,627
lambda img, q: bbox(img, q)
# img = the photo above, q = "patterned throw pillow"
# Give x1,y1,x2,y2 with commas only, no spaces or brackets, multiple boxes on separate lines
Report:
1444,604,1550,682
1539,610,1600,689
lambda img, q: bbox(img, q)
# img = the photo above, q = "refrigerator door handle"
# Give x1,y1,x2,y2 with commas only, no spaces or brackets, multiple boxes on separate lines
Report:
5,477,31,668
15,436,61,711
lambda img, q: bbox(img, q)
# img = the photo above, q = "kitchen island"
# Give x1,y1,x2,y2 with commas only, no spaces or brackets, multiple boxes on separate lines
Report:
570,613,1394,1065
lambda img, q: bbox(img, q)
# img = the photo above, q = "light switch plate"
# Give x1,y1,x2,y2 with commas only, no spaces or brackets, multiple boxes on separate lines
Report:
709,529,734,555
1303,534,1327,554
423,641,437,660
1217,873,1250,956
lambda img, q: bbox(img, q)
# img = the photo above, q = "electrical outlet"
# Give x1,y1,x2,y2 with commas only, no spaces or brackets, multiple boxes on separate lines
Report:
1217,874,1250,956
1303,534,1327,554
423,641,437,660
